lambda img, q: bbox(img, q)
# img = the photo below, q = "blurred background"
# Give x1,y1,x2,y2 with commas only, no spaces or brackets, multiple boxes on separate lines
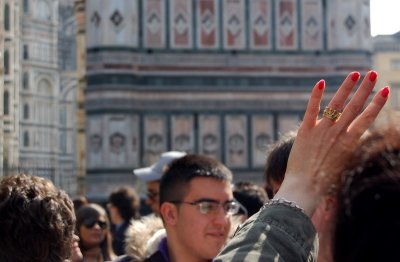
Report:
0,0,399,202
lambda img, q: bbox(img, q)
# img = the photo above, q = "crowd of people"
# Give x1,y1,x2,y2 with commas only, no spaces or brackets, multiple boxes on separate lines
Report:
1,71,399,262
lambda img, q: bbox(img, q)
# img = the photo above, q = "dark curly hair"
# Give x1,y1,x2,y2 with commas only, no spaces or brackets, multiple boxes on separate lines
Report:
334,127,400,262
0,174,75,262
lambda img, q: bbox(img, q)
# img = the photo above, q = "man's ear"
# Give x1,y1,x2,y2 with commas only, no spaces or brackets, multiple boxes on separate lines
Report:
160,202,179,226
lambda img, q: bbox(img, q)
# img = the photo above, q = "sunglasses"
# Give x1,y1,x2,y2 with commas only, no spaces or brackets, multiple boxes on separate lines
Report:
83,218,107,229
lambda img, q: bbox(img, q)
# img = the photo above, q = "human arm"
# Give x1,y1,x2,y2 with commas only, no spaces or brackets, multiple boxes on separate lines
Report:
216,71,389,261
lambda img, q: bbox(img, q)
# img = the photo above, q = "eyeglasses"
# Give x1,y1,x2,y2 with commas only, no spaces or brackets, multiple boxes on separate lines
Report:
83,218,107,230
147,191,159,200
170,199,240,215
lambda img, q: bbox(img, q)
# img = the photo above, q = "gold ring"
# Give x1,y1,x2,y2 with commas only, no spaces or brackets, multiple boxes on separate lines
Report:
323,106,342,121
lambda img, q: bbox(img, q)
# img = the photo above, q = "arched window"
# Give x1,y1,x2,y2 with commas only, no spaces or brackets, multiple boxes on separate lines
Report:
38,79,52,94
4,91,10,115
4,4,10,31
23,72,29,89
4,50,9,75
23,0,29,14
37,0,51,20
23,104,29,119
37,79,53,124
23,131,29,147
23,45,29,60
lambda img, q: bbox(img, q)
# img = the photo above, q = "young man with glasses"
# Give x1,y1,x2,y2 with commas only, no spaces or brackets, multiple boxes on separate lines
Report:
146,154,238,262
134,151,186,216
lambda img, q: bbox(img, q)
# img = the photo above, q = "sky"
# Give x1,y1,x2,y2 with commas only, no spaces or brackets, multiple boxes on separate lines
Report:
370,0,400,36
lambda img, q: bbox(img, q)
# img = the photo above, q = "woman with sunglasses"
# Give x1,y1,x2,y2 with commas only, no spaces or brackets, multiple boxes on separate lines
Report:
76,203,116,262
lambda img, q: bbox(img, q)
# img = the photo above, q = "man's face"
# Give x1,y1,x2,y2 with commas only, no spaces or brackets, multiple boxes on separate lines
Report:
145,180,160,215
173,177,233,260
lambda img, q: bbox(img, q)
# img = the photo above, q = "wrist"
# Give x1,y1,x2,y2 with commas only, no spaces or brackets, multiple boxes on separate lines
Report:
274,175,320,217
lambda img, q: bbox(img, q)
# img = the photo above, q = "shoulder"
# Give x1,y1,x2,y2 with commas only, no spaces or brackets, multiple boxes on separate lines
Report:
215,204,317,262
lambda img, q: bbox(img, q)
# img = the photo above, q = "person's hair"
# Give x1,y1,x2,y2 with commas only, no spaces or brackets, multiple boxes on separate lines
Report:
72,195,88,213
76,203,114,261
233,181,268,217
160,154,233,204
108,186,140,220
0,174,75,262
264,132,296,199
333,126,400,262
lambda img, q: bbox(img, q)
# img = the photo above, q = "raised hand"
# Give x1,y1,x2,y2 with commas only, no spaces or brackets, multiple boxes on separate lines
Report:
274,71,390,216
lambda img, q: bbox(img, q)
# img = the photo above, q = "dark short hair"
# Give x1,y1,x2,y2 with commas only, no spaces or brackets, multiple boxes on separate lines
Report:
233,181,268,217
264,133,295,198
160,154,233,205
108,186,140,220
0,174,75,262
334,127,400,262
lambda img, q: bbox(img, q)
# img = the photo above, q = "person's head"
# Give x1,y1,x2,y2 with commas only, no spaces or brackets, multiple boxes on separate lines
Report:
73,195,88,214
333,126,400,262
233,181,268,221
134,151,186,215
108,186,140,225
264,132,296,198
159,154,238,261
76,203,114,260
0,174,75,262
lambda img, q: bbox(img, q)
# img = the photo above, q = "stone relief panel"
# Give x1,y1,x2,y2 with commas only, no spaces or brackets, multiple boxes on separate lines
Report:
171,115,194,153
107,116,129,167
196,0,219,49
130,115,140,168
360,0,371,50
170,0,193,48
278,114,300,138
101,0,139,46
87,116,104,168
327,0,362,50
143,115,167,165
276,0,298,50
301,0,323,50
250,0,272,50
252,115,273,168
143,0,166,48
198,115,221,160
223,0,246,50
225,115,248,168
86,0,103,48
337,0,358,49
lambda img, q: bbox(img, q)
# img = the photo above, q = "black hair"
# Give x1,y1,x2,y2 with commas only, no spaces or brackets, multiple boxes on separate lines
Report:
108,186,140,220
159,154,233,205
233,181,268,217
264,132,295,199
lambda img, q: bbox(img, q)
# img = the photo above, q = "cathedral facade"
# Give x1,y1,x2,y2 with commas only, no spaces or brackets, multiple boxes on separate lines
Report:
1,0,78,195
84,0,372,197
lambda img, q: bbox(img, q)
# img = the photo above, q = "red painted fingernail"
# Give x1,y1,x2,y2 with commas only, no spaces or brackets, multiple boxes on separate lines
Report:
369,71,378,82
318,79,325,90
351,72,360,82
381,86,390,98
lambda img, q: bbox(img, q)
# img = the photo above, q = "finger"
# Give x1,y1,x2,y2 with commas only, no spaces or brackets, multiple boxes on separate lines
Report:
302,79,325,129
321,71,360,123
347,86,389,139
337,70,378,128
